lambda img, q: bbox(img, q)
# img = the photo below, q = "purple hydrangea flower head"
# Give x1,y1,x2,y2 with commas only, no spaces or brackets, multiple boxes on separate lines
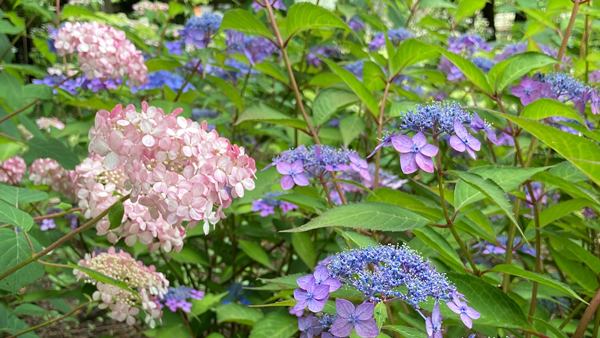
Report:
226,31,277,64
511,76,543,105
446,293,480,328
307,45,341,68
327,245,458,305
345,61,364,81
251,0,286,12
399,101,473,134
369,29,412,51
252,192,298,216
438,57,464,81
40,219,56,231
277,160,310,190
348,17,364,31
130,71,194,94
449,120,481,159
179,13,222,49
298,314,323,338
165,41,184,55
472,57,496,72
590,70,600,83
425,303,443,338
538,73,599,114
583,207,597,219
82,78,121,92
210,59,256,82
368,33,386,52
448,34,491,55
494,43,527,62
330,299,379,338
33,75,86,94
392,132,438,174
161,286,205,313
475,235,536,256
297,265,342,293
293,279,330,313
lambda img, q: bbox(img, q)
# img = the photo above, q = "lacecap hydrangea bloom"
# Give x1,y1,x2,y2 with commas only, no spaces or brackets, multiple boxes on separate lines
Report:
0,156,26,185
159,286,205,313
88,102,257,235
293,245,478,337
54,22,148,86
267,145,370,190
179,13,222,49
74,247,169,328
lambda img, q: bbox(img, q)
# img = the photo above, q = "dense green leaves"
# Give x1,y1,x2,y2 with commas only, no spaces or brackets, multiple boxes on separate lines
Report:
390,39,439,76
216,303,264,325
291,232,316,269
0,184,48,206
339,115,366,147
488,52,558,94
0,229,44,293
249,312,298,338
283,202,429,233
23,138,80,170
312,88,359,126
286,3,350,37
209,75,244,111
239,240,275,270
520,99,587,127
220,9,272,38
491,264,584,301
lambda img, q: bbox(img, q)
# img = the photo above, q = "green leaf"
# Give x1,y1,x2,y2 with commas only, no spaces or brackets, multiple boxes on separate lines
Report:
239,239,275,270
548,246,599,291
546,232,600,273
338,230,379,248
454,166,549,210
12,304,50,316
0,200,34,231
145,58,183,72
362,61,386,91
253,62,288,83
291,232,316,269
2,64,47,78
526,199,589,230
282,202,429,233
22,85,52,100
220,9,272,38
450,171,519,229
67,97,120,111
23,138,80,170
488,52,558,94
491,264,584,302
168,1,184,18
321,58,379,116
107,200,124,231
270,193,327,214
235,102,307,129
448,272,531,328
171,246,209,266
520,99,587,128
0,20,23,35
374,302,388,329
0,184,48,205
190,292,228,316
384,326,427,338
312,88,358,126
533,171,600,204
216,302,264,326
412,227,462,266
0,304,37,338
68,263,137,295
286,3,350,37
390,39,440,76
454,0,487,23
492,113,600,186
209,75,244,111
339,115,365,147
436,48,493,94
0,229,44,294
249,311,298,338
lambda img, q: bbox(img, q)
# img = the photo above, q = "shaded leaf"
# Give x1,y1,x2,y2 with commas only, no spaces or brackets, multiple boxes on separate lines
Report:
312,88,358,126
286,3,350,37
0,229,44,293
220,9,272,38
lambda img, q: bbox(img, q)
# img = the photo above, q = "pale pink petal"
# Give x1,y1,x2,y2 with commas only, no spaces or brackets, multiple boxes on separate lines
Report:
449,135,466,152
400,152,418,174
392,135,414,153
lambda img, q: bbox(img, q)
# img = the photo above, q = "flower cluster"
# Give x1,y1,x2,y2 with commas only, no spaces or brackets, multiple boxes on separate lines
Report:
269,145,369,190
511,73,600,114
54,22,148,86
36,117,65,132
74,247,168,328
399,101,472,134
0,156,26,185
251,0,286,12
130,71,195,94
307,45,341,68
88,102,257,235
226,31,277,65
159,286,205,313
369,28,412,51
179,13,222,49
29,158,78,200
252,192,298,216
132,1,169,15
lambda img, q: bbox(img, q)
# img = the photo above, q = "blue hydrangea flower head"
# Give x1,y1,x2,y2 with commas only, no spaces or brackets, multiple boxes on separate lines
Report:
179,13,222,49
327,244,457,306
448,34,491,55
399,101,473,134
472,57,496,72
345,61,364,81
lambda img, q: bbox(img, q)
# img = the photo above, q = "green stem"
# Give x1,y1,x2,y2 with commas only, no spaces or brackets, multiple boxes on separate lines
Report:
174,58,202,102
526,199,542,333
374,81,391,189
0,195,130,282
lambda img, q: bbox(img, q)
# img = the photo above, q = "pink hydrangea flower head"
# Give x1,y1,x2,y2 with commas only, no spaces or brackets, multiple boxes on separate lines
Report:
0,156,26,185
74,247,169,327
54,22,148,86
29,158,78,199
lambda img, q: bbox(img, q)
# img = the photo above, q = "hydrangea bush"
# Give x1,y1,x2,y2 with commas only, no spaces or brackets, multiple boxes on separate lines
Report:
0,0,599,337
